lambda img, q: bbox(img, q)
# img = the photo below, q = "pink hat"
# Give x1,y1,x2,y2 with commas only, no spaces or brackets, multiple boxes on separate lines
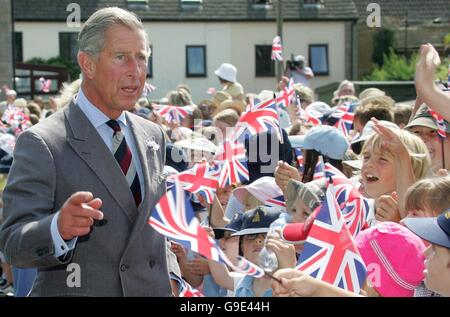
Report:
355,222,426,297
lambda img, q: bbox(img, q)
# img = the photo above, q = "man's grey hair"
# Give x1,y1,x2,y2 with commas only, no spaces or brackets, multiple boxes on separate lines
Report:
78,7,150,58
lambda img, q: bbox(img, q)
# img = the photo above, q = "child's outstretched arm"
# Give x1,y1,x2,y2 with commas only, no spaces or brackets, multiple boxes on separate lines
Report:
415,44,450,122
272,268,364,297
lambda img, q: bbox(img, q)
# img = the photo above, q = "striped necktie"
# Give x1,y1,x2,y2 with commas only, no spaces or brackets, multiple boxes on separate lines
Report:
106,119,142,207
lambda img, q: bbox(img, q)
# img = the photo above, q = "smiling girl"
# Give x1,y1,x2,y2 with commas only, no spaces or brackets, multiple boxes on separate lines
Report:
359,121,431,221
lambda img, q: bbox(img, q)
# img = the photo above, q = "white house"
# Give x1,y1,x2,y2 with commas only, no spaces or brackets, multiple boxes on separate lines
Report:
13,0,359,101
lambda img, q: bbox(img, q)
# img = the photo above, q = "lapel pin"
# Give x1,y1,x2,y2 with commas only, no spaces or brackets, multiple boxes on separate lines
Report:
158,171,168,184
147,140,160,151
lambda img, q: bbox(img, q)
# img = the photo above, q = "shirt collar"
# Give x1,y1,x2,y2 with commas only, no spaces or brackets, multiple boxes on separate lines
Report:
75,88,128,129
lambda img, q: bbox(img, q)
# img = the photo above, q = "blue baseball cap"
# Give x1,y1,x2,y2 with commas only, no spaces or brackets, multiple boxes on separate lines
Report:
289,125,349,160
404,209,450,249
231,206,281,236
213,212,244,239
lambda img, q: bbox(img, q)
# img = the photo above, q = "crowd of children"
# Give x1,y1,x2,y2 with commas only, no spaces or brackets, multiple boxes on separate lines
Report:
1,44,449,297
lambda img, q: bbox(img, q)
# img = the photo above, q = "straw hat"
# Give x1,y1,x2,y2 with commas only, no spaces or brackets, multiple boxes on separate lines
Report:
217,99,246,116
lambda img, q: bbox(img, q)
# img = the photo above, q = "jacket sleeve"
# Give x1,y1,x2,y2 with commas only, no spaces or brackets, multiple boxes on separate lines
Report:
0,129,72,268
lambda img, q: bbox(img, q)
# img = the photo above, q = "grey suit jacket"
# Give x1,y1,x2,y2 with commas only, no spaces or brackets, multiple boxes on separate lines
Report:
0,102,172,296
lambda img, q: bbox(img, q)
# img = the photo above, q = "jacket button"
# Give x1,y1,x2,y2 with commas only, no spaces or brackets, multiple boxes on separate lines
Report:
149,260,155,268
120,264,128,272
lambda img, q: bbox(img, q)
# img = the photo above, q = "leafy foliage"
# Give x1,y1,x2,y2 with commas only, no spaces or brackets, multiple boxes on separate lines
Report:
365,49,450,83
372,28,395,66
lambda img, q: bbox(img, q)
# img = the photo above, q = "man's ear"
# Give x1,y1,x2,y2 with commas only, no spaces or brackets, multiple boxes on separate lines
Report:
77,51,96,79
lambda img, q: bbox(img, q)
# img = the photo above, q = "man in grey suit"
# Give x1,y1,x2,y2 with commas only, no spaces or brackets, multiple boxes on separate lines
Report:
0,7,172,296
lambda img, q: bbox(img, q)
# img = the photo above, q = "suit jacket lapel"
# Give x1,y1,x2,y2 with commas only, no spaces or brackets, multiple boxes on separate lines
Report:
64,103,138,223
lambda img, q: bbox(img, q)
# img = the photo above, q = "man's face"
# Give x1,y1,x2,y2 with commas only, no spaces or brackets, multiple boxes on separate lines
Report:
83,24,148,118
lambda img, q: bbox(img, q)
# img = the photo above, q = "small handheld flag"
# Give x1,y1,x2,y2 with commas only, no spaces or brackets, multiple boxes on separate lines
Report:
271,36,283,61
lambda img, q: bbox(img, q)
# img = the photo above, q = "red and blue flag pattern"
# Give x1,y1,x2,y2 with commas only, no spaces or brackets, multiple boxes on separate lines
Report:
296,183,367,294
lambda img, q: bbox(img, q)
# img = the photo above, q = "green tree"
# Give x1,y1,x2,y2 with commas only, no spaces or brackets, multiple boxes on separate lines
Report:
365,48,450,82
372,28,395,66
366,49,416,81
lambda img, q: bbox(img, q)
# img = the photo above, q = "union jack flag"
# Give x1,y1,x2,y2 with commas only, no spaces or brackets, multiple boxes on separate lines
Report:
152,104,193,123
313,156,325,180
427,107,447,139
331,102,356,137
170,273,204,297
150,180,268,280
232,97,283,143
296,183,367,293
295,95,321,126
294,147,304,173
169,162,219,204
149,180,224,262
39,77,51,93
143,82,156,97
271,36,283,61
265,195,286,208
324,164,369,236
214,140,249,187
1,107,32,137
276,78,295,110
235,256,265,278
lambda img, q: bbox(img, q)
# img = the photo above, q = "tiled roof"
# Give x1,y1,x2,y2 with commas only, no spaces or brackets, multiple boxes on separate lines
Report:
353,0,450,25
14,0,358,22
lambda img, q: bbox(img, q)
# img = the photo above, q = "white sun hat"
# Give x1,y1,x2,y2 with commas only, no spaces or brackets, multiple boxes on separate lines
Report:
214,63,238,83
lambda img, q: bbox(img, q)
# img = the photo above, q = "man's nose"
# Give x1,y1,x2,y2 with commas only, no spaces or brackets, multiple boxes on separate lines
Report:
126,57,142,77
